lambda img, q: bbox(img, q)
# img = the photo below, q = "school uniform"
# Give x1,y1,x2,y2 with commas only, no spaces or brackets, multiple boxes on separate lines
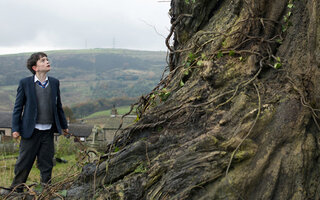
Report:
11,75,68,190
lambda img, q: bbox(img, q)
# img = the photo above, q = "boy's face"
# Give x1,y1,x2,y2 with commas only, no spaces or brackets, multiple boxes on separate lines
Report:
32,56,51,74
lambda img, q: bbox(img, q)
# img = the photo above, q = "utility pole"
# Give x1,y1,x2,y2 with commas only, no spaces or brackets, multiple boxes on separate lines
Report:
113,37,116,49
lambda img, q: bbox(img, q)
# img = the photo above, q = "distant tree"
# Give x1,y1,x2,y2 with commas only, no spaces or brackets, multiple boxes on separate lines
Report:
63,106,76,123
71,97,137,117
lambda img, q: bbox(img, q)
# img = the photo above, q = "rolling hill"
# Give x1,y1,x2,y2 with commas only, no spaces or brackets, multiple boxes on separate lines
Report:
0,48,167,116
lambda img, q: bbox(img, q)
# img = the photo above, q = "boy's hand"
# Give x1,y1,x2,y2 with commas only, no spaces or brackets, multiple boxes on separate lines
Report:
63,129,69,135
63,129,70,138
12,132,20,139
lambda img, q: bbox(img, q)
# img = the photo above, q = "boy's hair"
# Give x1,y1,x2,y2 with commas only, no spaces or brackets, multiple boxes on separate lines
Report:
26,52,47,74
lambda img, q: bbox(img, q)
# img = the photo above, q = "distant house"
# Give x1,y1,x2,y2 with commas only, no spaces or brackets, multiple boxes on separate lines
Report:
68,124,93,142
80,106,137,143
99,115,136,142
0,112,12,142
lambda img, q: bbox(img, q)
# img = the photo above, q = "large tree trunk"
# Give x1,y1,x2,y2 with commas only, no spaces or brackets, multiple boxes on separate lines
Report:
69,0,320,199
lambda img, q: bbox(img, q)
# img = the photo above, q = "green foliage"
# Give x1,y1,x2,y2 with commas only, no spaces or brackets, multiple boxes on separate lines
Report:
229,50,235,56
273,57,282,69
180,52,209,88
55,136,78,157
147,87,171,108
184,66,194,77
201,53,207,60
282,0,294,32
57,190,67,197
197,53,208,66
180,80,185,87
281,25,287,33
217,51,223,58
184,53,196,70
274,63,282,69
159,88,171,102
114,146,120,153
147,93,157,108
135,115,140,122
222,40,227,47
197,60,204,66
63,106,76,122
179,52,198,88
188,52,196,62
134,163,147,173
276,39,283,44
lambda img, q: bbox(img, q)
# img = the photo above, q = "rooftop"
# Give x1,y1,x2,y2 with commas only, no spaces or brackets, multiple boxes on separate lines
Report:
0,112,12,128
68,123,93,137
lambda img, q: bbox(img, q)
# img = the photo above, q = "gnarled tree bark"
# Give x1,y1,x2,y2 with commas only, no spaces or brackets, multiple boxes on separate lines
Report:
69,0,320,199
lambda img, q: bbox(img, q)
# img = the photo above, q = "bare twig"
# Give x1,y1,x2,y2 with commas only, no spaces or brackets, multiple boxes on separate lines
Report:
166,14,193,52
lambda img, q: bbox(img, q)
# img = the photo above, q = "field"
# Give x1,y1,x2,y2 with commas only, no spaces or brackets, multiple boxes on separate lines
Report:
83,105,134,119
0,136,82,190
0,154,80,188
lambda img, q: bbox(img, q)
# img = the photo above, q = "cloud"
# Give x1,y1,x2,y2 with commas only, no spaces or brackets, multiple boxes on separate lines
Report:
0,0,171,54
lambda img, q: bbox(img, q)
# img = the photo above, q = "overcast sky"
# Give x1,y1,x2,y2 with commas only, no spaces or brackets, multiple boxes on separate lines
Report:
0,0,171,55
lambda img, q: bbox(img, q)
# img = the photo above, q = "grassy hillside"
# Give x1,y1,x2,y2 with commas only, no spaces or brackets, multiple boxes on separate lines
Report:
0,48,166,115
83,105,134,119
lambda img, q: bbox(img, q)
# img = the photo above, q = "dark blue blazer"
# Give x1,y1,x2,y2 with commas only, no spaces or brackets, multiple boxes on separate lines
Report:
12,76,68,139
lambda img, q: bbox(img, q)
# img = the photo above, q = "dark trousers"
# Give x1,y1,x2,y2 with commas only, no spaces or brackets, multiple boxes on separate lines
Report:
11,129,54,191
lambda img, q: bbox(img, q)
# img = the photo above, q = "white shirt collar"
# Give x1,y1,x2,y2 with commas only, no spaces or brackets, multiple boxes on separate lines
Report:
34,75,48,83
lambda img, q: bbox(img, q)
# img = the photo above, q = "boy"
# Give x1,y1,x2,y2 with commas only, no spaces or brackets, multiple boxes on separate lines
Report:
1,52,68,194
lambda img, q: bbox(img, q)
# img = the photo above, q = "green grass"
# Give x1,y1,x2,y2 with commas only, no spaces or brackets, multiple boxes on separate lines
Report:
0,154,16,187
0,153,80,188
83,105,135,119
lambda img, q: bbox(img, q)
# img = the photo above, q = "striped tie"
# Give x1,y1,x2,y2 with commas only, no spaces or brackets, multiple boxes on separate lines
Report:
37,80,48,88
